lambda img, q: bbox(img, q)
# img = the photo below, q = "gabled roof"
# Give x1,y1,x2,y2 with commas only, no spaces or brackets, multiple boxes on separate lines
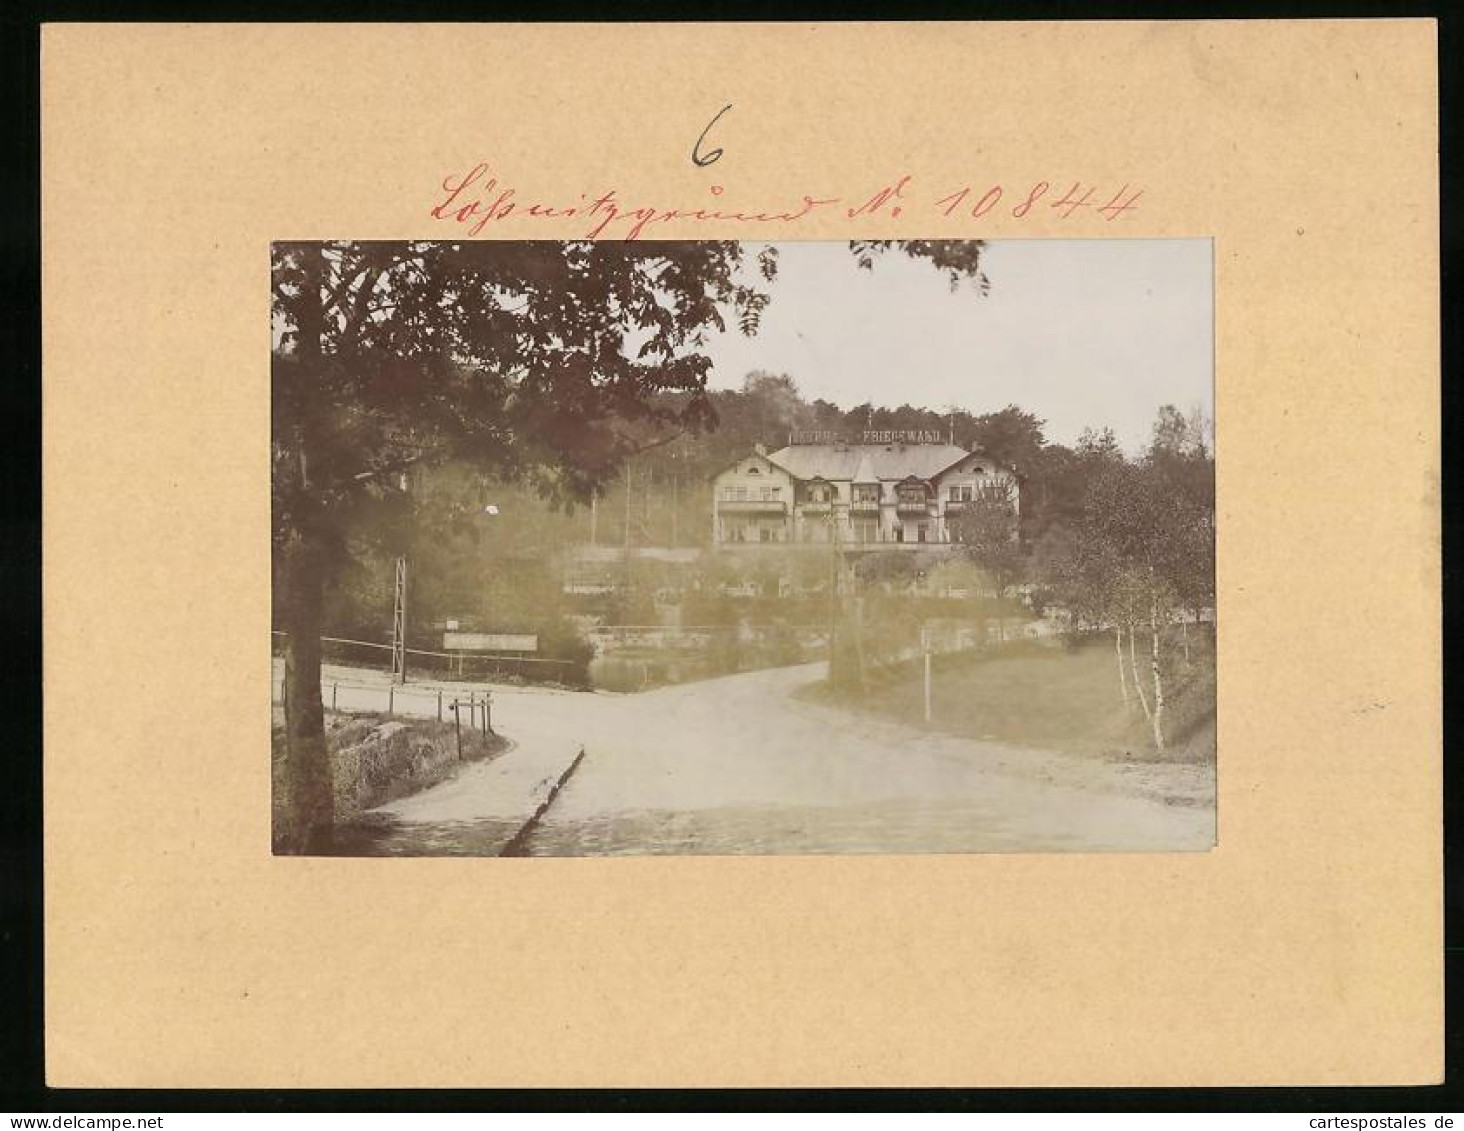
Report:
765,442,973,482
930,450,986,481
707,449,798,482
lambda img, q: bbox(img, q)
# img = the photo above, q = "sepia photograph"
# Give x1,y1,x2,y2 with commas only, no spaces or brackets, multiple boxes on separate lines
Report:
272,239,1215,857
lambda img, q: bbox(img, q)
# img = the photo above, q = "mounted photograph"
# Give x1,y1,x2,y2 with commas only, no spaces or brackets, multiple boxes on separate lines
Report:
271,238,1215,857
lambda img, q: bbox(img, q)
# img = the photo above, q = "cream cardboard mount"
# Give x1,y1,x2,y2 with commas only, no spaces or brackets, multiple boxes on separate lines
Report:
41,21,1440,1088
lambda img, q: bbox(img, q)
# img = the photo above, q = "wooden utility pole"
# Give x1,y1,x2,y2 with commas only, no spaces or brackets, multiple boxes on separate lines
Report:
826,508,840,680
923,624,933,723
391,555,408,684
623,458,633,595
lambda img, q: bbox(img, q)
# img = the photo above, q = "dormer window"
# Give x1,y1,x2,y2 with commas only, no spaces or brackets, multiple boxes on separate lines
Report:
747,466,761,475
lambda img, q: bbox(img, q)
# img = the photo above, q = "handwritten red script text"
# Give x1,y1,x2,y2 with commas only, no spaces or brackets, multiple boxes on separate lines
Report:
429,162,1143,240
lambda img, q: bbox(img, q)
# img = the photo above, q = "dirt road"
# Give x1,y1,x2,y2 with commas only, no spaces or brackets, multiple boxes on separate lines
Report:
312,660,1215,856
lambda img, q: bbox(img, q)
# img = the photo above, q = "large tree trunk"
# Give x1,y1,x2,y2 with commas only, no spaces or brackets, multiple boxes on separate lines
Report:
1114,626,1131,710
1150,603,1166,753
277,526,333,853
275,243,334,854
1128,623,1152,722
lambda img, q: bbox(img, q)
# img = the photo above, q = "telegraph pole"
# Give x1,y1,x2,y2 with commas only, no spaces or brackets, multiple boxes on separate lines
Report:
826,508,840,680
623,458,633,596
391,555,408,684
922,623,933,723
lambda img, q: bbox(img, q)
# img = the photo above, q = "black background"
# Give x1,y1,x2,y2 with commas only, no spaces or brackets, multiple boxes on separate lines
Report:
1,0,1457,1112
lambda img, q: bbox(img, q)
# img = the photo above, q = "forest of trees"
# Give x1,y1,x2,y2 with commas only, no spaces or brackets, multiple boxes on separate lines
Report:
1031,405,1215,753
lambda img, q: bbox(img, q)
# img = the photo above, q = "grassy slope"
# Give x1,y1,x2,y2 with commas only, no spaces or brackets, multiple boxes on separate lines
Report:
805,634,1216,764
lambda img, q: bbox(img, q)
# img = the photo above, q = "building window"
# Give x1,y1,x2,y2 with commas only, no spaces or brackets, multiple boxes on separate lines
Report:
854,485,879,504
760,527,774,543
918,524,928,543
747,466,760,475
894,524,904,543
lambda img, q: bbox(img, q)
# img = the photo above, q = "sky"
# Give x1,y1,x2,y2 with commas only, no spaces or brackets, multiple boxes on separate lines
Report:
701,240,1213,455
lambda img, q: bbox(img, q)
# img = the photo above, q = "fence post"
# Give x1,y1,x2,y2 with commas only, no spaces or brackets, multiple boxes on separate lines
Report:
387,683,394,716
437,689,442,722
332,683,338,711
451,701,462,760
924,647,932,723
485,693,492,735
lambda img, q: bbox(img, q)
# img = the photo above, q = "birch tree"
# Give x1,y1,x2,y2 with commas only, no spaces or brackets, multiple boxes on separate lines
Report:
1081,451,1208,752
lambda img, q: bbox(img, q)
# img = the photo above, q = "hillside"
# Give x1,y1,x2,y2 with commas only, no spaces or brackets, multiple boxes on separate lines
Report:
803,633,1216,766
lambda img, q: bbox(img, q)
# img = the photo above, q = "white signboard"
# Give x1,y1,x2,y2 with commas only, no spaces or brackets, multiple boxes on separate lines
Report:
443,632,538,653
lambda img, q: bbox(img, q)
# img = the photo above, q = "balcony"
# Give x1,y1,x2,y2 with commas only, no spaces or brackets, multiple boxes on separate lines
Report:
850,499,881,513
844,537,950,551
895,498,934,515
943,500,968,513
717,498,788,513
798,499,833,514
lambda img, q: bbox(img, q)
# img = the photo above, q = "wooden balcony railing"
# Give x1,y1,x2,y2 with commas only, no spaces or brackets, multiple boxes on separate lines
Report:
717,499,788,513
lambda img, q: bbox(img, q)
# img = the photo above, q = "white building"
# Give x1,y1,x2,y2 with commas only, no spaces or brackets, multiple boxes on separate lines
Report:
711,431,1018,552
